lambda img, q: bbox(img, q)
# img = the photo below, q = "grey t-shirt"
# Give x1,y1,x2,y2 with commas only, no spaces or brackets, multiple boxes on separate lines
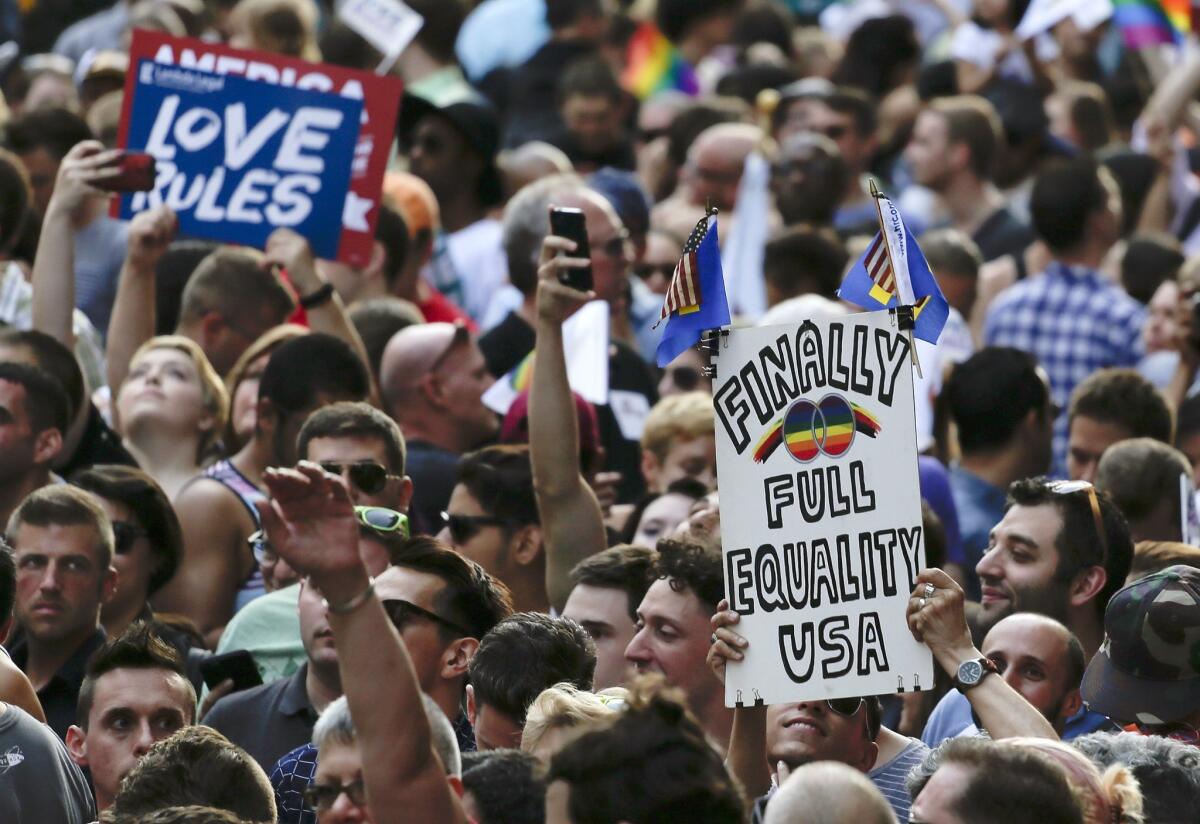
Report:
0,703,96,823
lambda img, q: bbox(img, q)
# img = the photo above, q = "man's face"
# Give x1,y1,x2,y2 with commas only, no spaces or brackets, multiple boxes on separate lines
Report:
981,616,1080,731
625,579,717,709
409,114,477,200
313,739,374,824
906,111,954,191
14,522,114,645
470,696,524,751
374,566,454,694
563,583,635,690
765,700,875,770
771,140,843,225
644,434,716,493
975,503,1070,633
562,94,622,156
299,578,338,671
19,146,59,217
67,668,193,809
94,497,155,630
305,434,411,511
1067,415,1131,483
206,305,284,377
909,762,972,824
440,484,513,579
554,189,632,307
0,378,40,484
805,102,868,174
435,341,498,449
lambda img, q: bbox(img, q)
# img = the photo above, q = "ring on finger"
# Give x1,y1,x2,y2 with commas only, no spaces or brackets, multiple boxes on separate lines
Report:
924,583,935,599
919,597,927,609
711,633,718,644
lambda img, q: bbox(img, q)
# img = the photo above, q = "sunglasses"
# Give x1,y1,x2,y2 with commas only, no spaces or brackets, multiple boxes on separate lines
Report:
112,520,147,555
382,597,471,637
634,262,674,281
355,506,409,539
320,461,395,495
665,365,702,392
1046,480,1108,567
303,778,365,812
440,511,521,544
825,697,863,717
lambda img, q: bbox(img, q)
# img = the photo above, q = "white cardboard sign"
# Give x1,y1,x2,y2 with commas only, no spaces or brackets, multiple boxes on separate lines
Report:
337,0,424,70
712,312,935,707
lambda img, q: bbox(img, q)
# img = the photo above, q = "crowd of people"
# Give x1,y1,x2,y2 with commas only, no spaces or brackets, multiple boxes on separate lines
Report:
0,0,1198,822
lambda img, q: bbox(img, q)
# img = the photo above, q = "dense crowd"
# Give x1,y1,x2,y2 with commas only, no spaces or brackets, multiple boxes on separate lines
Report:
0,0,1198,822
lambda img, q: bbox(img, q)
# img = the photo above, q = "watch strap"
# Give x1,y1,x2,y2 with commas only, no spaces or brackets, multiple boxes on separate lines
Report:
955,656,999,692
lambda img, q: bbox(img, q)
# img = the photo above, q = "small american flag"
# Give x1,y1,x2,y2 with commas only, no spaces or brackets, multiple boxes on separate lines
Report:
864,232,895,304
657,214,710,325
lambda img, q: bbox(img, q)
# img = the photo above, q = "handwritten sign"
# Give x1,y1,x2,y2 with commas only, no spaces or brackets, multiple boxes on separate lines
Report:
116,30,403,265
713,312,934,706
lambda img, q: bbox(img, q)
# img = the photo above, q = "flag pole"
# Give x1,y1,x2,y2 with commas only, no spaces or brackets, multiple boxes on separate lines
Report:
869,179,923,379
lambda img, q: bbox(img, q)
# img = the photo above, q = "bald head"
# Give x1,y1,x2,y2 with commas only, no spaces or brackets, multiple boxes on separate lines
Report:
764,762,896,824
684,122,762,211
381,323,468,410
982,613,1086,732
500,142,574,197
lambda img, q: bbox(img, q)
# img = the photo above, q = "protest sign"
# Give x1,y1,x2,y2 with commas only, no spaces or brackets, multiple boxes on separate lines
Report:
117,59,362,259
116,30,403,265
712,312,935,706
337,0,424,73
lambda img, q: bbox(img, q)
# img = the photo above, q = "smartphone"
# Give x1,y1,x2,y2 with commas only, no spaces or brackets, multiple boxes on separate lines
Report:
549,206,593,292
94,151,156,192
199,650,264,694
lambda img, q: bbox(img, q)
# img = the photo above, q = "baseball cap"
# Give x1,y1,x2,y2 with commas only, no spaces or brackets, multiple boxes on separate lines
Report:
382,171,440,236
499,389,601,475
1081,565,1200,725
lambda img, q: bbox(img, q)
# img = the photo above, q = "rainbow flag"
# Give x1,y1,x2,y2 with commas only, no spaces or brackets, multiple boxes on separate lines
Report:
751,402,882,464
509,352,534,393
1113,0,1192,48
622,22,699,100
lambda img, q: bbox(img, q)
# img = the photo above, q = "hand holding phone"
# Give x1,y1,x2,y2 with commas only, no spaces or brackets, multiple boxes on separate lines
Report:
549,207,593,292
199,650,263,695
93,151,157,193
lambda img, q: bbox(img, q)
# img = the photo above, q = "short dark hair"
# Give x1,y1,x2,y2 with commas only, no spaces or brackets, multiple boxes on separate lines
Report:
77,622,195,729
945,348,1048,453
930,95,1003,179
178,248,296,331
0,148,31,253
124,807,250,824
8,483,115,572
468,612,596,725
545,0,604,29
1176,394,1200,449
70,465,183,596
155,241,220,335
920,228,983,282
546,678,745,824
1069,368,1172,444
559,56,623,105
1072,731,1200,824
570,544,656,622
0,328,85,423
1095,439,1192,532
404,0,465,63
374,203,409,289
1006,477,1134,620
653,539,725,613
1121,233,1184,305
108,726,275,822
348,297,424,382
258,333,370,414
460,749,546,824
391,536,514,640
0,361,71,435
5,106,92,160
457,445,539,527
298,401,406,475
0,540,14,624
826,87,877,138
1030,158,1110,253
763,227,848,300
655,0,742,43
907,737,1084,824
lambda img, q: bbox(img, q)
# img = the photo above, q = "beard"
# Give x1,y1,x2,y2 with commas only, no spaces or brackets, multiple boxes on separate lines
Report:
977,575,1073,637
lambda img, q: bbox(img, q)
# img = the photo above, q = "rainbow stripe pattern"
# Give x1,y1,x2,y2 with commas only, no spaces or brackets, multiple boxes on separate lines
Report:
1113,0,1192,48
509,353,535,393
621,22,699,100
751,398,883,464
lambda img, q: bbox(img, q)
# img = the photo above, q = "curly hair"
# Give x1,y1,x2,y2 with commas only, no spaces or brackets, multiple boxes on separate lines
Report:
654,539,724,613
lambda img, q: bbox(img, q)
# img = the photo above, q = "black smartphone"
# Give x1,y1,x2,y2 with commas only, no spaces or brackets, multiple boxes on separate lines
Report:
94,151,156,192
199,650,263,693
549,206,593,292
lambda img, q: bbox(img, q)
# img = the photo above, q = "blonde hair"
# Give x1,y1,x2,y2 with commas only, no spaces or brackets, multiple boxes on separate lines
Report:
1003,738,1143,824
229,0,320,61
521,683,627,757
125,335,229,460
640,391,715,462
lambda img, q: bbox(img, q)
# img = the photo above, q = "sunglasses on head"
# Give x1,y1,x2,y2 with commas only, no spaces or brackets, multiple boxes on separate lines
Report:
440,511,520,544
112,520,147,555
320,461,395,495
355,506,409,539
1045,480,1108,567
382,597,471,637
303,778,365,812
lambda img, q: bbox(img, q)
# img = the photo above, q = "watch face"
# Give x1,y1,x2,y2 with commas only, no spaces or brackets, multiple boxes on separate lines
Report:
960,660,984,684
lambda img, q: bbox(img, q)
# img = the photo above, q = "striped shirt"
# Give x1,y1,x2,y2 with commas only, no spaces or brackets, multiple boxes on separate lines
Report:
869,737,928,822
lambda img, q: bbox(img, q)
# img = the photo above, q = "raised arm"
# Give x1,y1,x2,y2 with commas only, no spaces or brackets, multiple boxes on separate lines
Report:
258,463,466,824
530,231,608,611
708,600,771,800
908,568,1058,740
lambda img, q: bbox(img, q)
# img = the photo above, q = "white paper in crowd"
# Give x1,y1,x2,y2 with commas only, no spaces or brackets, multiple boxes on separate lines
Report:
720,151,770,321
337,0,424,71
609,390,651,441
482,299,610,415
1016,0,1112,40
712,312,935,706
1181,473,1200,546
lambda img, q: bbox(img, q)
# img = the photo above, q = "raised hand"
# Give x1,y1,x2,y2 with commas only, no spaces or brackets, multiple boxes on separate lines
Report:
264,228,321,292
906,568,975,669
48,141,122,219
536,228,593,326
707,598,749,685
126,205,178,273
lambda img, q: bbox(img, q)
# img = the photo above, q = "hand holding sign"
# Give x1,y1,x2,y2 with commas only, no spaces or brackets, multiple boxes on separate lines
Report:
905,568,975,670
264,227,320,294
707,599,749,685
48,142,123,220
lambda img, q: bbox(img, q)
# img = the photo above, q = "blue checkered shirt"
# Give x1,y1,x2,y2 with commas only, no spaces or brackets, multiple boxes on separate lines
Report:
984,262,1145,478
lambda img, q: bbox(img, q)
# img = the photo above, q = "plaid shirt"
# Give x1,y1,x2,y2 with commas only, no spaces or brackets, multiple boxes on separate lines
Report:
984,262,1145,478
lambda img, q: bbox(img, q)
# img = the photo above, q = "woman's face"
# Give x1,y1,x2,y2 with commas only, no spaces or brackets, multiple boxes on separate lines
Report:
96,496,154,625
118,348,212,438
231,353,271,443
633,492,698,547
1145,280,1181,354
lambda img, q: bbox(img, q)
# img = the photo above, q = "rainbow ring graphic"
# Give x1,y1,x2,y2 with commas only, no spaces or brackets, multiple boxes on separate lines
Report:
752,394,882,464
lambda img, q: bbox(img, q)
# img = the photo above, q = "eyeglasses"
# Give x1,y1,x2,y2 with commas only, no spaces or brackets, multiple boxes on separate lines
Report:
303,778,366,812
664,365,702,392
382,597,472,638
634,262,674,282
356,506,409,539
1046,480,1109,567
320,461,396,495
440,511,521,544
112,520,147,555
